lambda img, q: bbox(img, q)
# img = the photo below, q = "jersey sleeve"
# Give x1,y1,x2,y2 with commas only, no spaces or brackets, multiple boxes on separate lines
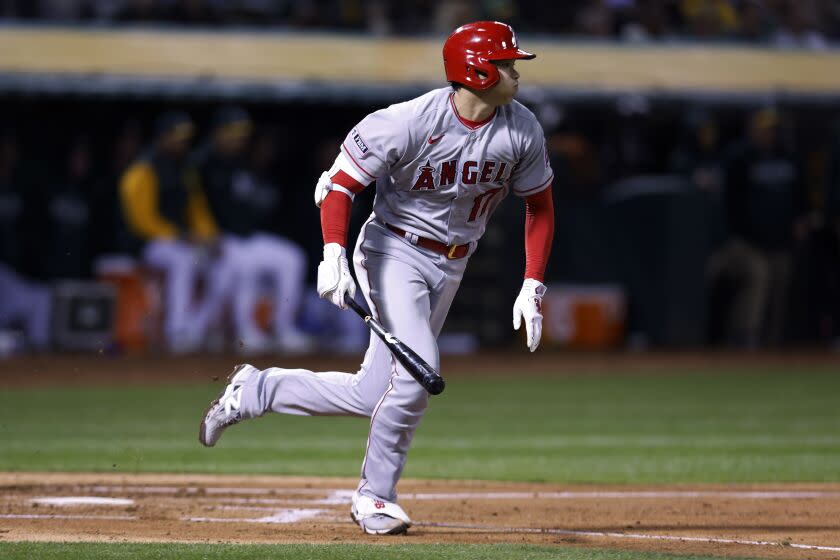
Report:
183,167,219,240
340,106,408,182
510,119,554,198
119,162,179,240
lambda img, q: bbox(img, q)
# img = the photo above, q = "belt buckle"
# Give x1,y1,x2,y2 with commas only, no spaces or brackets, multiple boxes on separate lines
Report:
447,244,458,259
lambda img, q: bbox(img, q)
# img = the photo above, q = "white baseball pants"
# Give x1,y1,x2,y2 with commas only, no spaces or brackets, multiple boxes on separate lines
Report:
236,218,471,503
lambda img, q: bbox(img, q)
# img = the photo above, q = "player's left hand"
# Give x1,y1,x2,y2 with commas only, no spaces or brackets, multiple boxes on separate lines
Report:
317,243,356,310
513,278,547,352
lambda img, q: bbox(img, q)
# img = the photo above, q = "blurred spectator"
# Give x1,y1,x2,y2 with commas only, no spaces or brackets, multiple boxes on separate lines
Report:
372,0,439,35
93,120,144,257
680,0,738,39
607,99,658,179
706,108,804,347
0,130,51,352
778,113,840,347
669,109,726,243
3,0,840,43
772,0,828,50
114,0,168,22
38,0,93,20
432,0,481,34
119,111,230,353
516,1,579,34
193,107,312,354
231,0,287,24
41,136,96,280
0,130,27,273
824,120,840,348
170,0,222,25
830,121,840,242
619,0,677,41
737,0,774,42
670,109,725,196
0,0,35,18
668,110,730,343
575,0,616,38
548,128,604,202
0,264,51,353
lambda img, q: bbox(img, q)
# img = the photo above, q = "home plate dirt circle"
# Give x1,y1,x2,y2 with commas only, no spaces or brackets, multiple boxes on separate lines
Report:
1,473,839,559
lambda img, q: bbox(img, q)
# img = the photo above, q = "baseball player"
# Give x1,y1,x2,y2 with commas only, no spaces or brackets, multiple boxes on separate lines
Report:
193,107,312,354
199,21,554,535
120,112,227,353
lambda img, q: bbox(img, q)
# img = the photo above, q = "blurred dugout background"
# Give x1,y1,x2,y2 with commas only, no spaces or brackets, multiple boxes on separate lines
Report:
1,0,839,357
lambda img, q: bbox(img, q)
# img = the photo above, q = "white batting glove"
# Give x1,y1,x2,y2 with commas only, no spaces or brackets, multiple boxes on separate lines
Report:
513,278,547,352
317,243,356,310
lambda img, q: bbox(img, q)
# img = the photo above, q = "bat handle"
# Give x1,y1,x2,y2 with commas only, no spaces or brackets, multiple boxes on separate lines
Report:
343,292,369,319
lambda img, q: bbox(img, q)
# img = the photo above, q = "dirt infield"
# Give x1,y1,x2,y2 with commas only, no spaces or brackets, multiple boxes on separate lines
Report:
1,473,839,559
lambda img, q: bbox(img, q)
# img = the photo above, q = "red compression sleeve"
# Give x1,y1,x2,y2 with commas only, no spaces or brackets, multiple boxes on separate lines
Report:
320,171,367,247
523,186,555,282
321,191,352,246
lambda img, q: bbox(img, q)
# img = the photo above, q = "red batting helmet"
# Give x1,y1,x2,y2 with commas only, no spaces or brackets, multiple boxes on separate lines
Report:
443,21,535,90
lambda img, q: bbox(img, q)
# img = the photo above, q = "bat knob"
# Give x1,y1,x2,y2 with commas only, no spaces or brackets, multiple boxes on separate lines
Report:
427,376,446,395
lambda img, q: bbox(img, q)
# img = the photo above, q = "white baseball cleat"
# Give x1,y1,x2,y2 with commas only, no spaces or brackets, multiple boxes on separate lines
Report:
198,364,256,447
350,492,412,535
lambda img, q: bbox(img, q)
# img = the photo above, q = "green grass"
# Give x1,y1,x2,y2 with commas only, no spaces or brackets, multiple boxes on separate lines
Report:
0,368,838,483
0,542,761,560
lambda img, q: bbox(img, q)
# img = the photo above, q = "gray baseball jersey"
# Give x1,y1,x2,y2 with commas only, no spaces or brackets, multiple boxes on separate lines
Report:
341,87,553,245
231,87,552,507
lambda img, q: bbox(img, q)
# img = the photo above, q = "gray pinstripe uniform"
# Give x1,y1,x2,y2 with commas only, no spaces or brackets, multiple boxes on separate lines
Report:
237,88,553,503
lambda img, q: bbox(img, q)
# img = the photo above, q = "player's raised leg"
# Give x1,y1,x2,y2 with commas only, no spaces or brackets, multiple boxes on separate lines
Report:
198,339,393,447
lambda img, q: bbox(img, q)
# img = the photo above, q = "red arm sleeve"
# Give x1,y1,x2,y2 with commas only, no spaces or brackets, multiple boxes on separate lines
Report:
320,170,367,247
523,186,555,282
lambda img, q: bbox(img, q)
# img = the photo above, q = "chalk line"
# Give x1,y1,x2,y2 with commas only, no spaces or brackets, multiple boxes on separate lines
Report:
0,514,137,521
30,496,134,506
401,490,840,500
187,508,326,524
418,522,840,553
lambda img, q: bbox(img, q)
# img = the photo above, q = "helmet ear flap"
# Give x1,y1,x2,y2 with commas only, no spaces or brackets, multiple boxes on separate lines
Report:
468,58,500,89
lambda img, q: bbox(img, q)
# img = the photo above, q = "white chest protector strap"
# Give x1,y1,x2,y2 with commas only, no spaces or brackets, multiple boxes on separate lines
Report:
314,152,368,208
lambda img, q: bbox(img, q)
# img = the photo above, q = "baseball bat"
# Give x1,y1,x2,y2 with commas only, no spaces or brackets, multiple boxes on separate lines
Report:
343,293,445,395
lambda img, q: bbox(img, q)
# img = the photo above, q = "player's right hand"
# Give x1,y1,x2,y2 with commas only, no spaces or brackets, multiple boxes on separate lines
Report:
317,242,356,310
